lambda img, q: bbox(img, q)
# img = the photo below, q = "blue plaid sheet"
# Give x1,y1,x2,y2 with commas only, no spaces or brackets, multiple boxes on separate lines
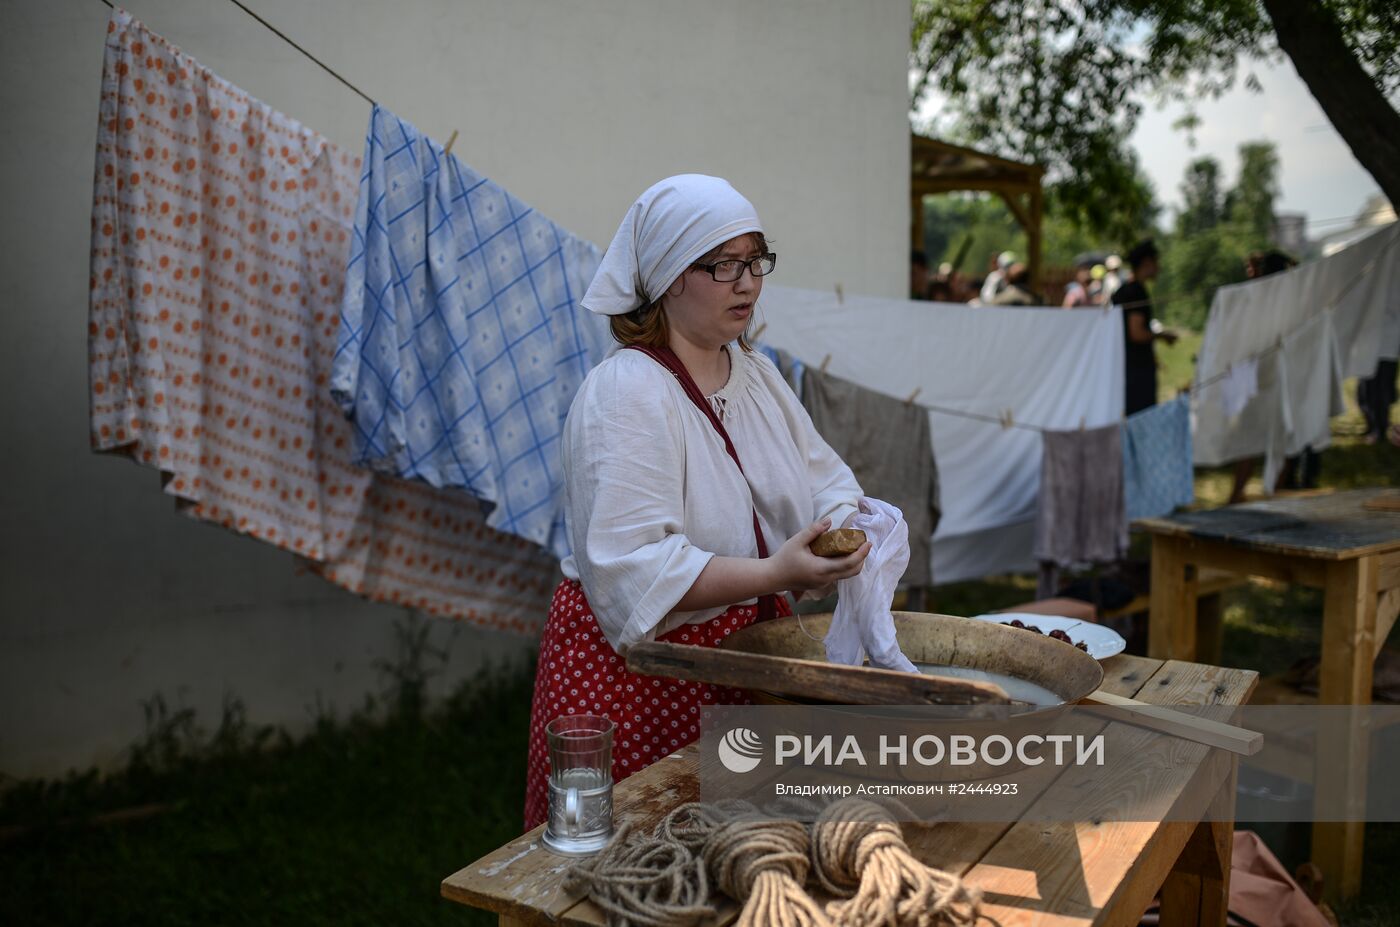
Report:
1122,396,1194,522
334,106,609,560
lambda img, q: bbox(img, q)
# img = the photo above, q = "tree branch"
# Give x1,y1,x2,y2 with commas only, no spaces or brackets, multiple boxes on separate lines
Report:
1261,0,1400,206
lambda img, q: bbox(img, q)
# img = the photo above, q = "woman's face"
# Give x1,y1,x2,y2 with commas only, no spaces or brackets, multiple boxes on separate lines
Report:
661,234,764,351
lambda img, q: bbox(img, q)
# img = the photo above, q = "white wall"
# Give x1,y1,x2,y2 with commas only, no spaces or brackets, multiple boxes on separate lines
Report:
0,0,909,779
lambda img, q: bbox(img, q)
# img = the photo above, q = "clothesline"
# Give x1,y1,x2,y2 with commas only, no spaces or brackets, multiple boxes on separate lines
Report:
1191,226,1400,398
97,0,377,106
94,0,1390,439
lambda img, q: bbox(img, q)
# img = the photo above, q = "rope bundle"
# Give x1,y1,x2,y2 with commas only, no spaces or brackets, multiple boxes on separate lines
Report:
563,821,713,927
810,799,979,927
703,817,835,927
564,798,977,927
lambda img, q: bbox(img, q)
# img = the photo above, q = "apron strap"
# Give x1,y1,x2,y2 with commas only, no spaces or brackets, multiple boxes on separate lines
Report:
624,344,779,622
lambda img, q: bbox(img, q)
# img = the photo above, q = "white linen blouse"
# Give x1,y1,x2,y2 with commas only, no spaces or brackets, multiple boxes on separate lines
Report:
560,345,863,653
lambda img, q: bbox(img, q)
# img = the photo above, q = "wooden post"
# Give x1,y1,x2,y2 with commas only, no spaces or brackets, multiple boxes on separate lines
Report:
1159,758,1237,927
911,193,925,255
1313,555,1379,903
1149,536,1199,660
1028,182,1044,295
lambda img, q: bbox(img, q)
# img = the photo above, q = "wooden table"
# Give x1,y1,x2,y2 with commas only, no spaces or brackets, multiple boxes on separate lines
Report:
443,655,1257,927
1137,487,1400,902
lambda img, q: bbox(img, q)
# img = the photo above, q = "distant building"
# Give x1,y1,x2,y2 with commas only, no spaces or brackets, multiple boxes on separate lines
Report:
1273,212,1307,257
1318,194,1396,256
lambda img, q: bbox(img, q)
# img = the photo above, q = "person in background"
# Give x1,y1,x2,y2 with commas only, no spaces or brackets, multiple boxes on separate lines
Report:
1357,352,1399,445
926,275,955,302
1102,253,1124,302
988,263,1039,306
910,249,932,300
1089,264,1107,304
979,250,1015,303
1062,262,1094,308
1113,239,1176,415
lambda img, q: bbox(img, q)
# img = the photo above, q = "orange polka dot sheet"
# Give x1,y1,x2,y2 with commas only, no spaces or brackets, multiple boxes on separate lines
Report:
87,9,557,633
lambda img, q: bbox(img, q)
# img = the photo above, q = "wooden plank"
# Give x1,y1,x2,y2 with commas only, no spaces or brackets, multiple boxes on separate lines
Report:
1135,489,1400,560
625,641,1011,706
1313,555,1381,904
1362,491,1400,512
955,661,1254,926
1081,691,1261,755
1379,552,1400,592
1376,588,1400,660
1164,537,1329,588
1149,536,1199,660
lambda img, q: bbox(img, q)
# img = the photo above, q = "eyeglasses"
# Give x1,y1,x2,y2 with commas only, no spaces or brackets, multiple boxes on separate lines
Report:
691,252,777,283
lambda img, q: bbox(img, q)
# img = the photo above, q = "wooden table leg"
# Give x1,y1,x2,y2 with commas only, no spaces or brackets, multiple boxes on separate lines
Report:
1149,536,1199,661
1313,555,1379,904
1197,591,1224,668
1159,760,1237,927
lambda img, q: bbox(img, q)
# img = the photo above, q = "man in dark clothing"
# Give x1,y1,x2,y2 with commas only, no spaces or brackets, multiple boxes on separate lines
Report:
1112,239,1176,415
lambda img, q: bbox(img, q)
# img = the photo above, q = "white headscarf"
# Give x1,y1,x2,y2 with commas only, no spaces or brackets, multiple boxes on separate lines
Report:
582,174,763,316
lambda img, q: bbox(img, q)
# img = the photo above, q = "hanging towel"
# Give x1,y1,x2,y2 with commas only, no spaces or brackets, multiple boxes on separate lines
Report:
1218,358,1259,419
801,367,940,585
827,498,917,673
1122,396,1194,522
335,106,609,560
89,9,557,632
1034,425,1127,567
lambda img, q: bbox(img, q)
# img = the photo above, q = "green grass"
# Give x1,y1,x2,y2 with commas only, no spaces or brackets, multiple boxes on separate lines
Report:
1,655,533,926
3,347,1396,925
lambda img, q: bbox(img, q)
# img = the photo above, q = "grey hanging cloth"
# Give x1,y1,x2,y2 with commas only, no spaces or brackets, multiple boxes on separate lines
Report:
1033,424,1128,568
801,366,940,585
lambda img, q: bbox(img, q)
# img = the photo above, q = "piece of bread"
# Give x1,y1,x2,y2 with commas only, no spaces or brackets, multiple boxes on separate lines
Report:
810,528,866,557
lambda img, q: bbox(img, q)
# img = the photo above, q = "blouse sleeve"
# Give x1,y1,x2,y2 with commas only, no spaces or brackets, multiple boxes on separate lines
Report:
563,357,716,654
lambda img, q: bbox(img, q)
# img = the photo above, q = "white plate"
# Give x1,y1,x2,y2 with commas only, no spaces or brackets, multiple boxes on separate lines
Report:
971,613,1126,661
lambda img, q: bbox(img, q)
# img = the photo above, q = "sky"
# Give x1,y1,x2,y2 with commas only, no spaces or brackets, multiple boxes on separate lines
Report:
914,51,1386,238
1132,53,1384,233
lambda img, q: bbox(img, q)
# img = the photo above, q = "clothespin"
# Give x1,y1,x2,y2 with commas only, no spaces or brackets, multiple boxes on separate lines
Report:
751,322,767,341
1078,416,1086,432
444,129,459,156
999,408,1014,430
834,283,844,306
819,353,832,373
905,387,922,406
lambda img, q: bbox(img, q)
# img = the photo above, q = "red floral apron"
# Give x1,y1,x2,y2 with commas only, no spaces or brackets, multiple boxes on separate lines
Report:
522,580,790,830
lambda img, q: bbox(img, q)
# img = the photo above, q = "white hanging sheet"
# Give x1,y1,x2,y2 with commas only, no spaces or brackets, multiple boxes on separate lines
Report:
1194,222,1400,482
756,286,1124,583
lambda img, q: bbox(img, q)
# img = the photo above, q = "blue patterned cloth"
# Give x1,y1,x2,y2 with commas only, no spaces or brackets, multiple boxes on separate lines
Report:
1122,396,1194,522
334,106,609,559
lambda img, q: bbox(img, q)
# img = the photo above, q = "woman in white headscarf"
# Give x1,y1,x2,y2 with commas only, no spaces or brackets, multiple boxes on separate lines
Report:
522,175,869,829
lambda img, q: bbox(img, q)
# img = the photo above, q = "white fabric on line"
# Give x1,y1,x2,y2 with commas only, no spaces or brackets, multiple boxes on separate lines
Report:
1194,222,1399,483
755,286,1125,584
1218,359,1259,420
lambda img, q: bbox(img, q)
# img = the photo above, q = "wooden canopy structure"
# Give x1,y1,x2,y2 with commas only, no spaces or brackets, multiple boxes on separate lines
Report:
911,134,1045,289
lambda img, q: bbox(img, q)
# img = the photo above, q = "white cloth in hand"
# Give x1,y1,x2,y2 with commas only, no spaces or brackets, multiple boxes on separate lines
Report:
826,497,917,673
